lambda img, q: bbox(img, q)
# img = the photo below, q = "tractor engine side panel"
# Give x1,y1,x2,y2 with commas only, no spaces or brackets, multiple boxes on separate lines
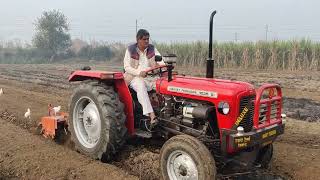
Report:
156,77,255,133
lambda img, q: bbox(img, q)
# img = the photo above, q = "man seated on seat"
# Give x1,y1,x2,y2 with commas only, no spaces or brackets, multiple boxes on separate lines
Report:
123,29,164,127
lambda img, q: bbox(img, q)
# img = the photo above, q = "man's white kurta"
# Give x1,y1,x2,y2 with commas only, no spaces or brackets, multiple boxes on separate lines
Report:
123,47,162,115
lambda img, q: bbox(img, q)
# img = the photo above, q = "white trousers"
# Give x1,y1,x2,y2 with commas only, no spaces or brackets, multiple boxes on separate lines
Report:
129,77,155,115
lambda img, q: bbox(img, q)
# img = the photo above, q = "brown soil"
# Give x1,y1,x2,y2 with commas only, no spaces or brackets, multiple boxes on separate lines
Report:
0,63,320,180
0,118,136,180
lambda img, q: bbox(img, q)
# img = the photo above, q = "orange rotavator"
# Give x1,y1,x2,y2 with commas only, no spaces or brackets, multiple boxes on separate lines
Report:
38,104,69,142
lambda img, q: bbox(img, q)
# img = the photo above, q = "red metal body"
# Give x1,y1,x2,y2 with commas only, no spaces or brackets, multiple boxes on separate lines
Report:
157,75,256,132
114,80,135,134
69,70,283,153
253,84,282,129
68,70,123,81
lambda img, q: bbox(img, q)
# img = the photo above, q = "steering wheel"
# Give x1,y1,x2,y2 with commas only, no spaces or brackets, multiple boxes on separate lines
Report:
145,65,168,77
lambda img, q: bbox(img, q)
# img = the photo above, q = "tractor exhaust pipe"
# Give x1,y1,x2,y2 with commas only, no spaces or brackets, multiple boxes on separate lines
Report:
206,10,217,78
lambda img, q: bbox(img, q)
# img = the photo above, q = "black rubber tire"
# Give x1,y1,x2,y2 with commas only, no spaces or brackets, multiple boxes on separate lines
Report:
160,135,216,180
69,80,127,161
255,144,273,168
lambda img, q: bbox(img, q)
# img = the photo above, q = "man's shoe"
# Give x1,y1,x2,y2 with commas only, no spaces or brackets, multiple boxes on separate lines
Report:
141,117,159,132
149,117,159,130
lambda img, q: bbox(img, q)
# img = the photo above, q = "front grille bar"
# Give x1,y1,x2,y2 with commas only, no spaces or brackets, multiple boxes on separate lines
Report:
253,84,283,129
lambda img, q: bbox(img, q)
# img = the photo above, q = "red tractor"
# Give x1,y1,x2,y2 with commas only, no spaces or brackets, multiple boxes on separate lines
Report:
68,11,285,179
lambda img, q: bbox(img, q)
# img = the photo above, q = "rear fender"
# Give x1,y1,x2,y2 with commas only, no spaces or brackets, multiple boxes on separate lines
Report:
68,70,124,81
114,80,135,135
68,70,135,135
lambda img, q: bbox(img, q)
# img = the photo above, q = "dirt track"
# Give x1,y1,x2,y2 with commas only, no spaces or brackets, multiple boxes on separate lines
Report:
0,118,136,180
0,63,320,180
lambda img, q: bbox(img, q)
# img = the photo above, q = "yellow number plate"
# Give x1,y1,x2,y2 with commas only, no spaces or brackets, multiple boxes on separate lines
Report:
234,136,251,148
262,129,277,139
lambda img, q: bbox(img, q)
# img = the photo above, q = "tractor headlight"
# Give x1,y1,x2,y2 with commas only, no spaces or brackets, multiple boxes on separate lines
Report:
218,102,230,115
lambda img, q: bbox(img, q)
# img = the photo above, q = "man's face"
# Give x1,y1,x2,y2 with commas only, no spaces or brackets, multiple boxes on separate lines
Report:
137,35,149,50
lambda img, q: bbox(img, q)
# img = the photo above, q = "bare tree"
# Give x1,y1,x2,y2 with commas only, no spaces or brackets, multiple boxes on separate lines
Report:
33,10,71,61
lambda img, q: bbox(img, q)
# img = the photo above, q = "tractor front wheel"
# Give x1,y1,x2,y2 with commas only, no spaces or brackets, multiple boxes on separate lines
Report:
255,144,273,168
160,135,216,180
69,80,127,161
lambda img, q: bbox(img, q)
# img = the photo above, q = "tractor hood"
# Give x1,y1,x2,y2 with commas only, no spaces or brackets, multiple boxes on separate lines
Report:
157,75,255,101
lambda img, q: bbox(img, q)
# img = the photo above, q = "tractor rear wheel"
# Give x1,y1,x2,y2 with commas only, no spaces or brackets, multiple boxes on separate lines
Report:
160,135,216,180
69,80,127,161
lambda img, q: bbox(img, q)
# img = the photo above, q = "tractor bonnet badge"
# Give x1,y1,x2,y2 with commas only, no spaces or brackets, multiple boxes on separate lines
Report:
167,86,218,98
235,107,249,126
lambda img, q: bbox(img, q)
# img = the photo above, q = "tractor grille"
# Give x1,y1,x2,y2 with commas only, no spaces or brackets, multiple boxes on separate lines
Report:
238,95,255,132
259,100,281,124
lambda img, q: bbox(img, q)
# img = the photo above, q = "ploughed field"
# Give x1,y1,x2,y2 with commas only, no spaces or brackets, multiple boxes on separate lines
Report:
0,63,319,180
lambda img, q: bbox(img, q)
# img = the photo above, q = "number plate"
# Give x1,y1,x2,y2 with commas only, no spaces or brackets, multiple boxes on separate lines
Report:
234,136,251,148
261,129,277,139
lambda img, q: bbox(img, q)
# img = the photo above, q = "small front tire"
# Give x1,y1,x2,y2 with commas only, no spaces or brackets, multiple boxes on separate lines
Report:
255,144,273,168
160,135,216,180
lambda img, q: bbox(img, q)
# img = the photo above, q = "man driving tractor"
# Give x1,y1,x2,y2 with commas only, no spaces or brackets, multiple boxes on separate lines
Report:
68,11,285,179
123,29,164,128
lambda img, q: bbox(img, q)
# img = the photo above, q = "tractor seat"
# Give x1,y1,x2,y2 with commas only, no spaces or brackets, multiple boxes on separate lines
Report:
129,87,155,99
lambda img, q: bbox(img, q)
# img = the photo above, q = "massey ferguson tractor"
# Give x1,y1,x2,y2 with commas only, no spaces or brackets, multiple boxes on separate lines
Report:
68,11,285,180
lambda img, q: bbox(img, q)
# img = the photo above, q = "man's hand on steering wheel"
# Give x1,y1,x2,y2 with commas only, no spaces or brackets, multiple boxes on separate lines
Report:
145,65,168,77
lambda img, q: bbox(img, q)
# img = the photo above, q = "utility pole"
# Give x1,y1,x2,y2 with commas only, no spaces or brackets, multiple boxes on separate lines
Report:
135,19,138,34
234,32,238,42
265,24,269,41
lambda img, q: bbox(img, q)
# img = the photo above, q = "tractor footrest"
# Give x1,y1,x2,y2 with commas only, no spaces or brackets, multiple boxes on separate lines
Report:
135,129,152,138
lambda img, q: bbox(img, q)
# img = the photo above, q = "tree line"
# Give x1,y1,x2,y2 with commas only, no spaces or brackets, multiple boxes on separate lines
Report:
0,10,319,71
0,10,114,63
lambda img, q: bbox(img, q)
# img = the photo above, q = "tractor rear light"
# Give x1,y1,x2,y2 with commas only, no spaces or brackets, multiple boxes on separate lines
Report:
218,102,230,115
100,73,114,79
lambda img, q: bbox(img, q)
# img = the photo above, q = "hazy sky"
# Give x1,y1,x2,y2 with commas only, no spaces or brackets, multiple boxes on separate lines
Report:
0,0,319,43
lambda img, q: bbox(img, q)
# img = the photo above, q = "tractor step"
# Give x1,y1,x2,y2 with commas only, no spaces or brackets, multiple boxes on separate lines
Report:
135,129,152,138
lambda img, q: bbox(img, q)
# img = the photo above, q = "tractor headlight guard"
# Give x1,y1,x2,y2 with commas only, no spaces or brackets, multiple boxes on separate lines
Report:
218,102,230,115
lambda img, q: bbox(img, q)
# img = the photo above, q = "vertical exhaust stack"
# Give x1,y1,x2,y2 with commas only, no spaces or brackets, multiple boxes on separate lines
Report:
206,10,217,78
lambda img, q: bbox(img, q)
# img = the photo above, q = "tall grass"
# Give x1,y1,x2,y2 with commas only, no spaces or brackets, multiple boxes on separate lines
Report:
1,39,320,71
155,39,320,71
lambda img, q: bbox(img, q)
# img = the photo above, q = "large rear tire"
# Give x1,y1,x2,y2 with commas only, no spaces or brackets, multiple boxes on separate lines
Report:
160,135,216,180
69,80,127,161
